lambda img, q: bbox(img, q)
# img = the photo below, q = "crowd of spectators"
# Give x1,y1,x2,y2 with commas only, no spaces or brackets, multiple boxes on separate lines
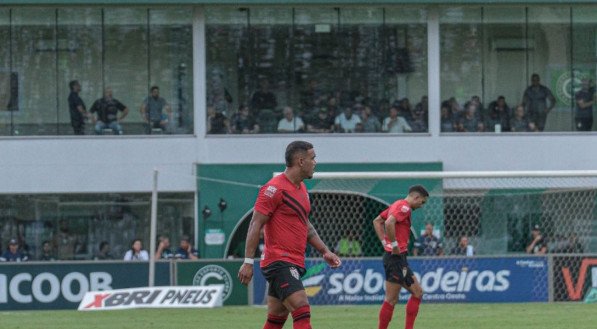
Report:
208,74,595,135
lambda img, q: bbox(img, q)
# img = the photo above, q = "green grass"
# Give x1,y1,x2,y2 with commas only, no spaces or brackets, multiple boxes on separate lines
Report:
2,303,596,329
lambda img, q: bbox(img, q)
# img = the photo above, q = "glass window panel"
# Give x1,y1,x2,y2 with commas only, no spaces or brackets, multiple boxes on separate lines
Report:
0,193,194,260
571,6,596,132
102,8,148,135
56,8,102,135
0,9,12,136
148,9,193,134
527,7,572,132
11,8,58,136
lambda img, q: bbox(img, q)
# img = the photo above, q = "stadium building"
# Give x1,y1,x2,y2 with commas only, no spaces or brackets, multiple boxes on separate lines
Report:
0,0,596,282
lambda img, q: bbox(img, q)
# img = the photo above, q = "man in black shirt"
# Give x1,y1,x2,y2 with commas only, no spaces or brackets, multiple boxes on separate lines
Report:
90,87,129,135
575,79,595,131
68,80,88,135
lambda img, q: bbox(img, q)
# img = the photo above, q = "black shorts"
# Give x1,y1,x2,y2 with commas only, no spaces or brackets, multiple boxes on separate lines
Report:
383,252,414,285
261,261,306,301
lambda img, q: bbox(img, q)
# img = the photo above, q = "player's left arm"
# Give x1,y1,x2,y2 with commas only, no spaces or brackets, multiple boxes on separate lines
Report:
307,221,341,268
372,215,386,247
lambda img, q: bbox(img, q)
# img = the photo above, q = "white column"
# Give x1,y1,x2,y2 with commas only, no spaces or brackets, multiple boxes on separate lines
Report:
427,7,441,137
194,6,206,137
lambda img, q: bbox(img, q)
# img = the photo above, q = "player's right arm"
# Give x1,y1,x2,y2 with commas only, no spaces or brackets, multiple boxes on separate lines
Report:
238,211,269,285
384,215,399,255
372,214,386,247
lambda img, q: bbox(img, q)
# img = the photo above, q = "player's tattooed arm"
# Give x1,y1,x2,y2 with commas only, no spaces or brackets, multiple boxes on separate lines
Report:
307,221,327,254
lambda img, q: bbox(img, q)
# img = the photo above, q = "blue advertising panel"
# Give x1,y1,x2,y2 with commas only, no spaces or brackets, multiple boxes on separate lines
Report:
0,261,170,310
253,257,548,304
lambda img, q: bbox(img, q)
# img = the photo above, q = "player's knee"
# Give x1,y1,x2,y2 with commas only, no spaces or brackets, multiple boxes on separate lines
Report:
412,285,423,299
384,297,398,306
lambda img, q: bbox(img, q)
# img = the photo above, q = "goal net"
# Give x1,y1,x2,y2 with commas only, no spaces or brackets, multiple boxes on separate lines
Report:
298,170,597,304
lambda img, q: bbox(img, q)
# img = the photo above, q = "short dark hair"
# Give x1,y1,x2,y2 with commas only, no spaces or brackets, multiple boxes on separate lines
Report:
285,141,313,167
99,241,109,251
150,86,159,92
409,184,429,197
69,80,79,91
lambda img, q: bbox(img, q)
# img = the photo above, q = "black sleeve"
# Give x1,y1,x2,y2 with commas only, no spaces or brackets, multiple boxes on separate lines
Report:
115,100,126,111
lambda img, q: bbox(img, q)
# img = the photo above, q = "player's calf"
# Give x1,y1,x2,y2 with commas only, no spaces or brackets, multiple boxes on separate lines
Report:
264,313,288,329
291,304,311,329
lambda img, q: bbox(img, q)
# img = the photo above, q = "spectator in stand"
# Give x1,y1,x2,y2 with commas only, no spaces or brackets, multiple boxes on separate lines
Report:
335,106,362,133
140,86,172,134
207,68,233,115
468,95,485,116
574,79,595,131
486,96,511,132
440,102,456,132
325,95,340,118
413,223,444,256
382,106,411,133
231,104,260,134
450,235,474,256
409,105,428,133
526,224,547,254
68,80,89,135
89,87,129,135
155,235,174,259
207,105,230,134
522,73,556,132
510,105,538,132
277,106,305,133
456,102,484,132
39,240,57,261
301,79,324,111
123,239,149,261
396,98,413,122
360,105,381,133
307,107,335,133
175,236,199,260
94,241,114,260
447,97,464,120
251,78,278,116
377,98,391,120
0,239,28,262
53,219,77,260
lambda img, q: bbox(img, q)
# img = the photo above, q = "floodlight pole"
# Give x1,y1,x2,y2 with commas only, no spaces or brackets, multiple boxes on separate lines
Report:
149,169,159,287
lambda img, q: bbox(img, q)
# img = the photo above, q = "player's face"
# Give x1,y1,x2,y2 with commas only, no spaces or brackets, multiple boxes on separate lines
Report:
300,148,317,179
412,195,428,210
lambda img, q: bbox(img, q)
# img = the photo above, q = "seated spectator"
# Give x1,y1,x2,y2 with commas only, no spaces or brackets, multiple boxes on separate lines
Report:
414,96,428,118
510,105,538,132
409,105,428,133
451,235,474,256
440,103,456,132
413,223,444,256
526,224,547,254
277,106,304,133
175,236,199,260
0,239,28,262
447,97,463,119
231,104,259,134
335,230,362,257
140,86,172,134
155,235,174,259
39,240,57,261
382,106,411,133
486,96,511,132
94,241,114,260
90,87,129,135
123,239,149,261
251,78,278,116
53,219,77,260
456,102,484,132
335,106,362,133
360,105,381,132
325,95,340,117
554,233,583,254
307,107,335,133
301,79,324,110
207,105,230,134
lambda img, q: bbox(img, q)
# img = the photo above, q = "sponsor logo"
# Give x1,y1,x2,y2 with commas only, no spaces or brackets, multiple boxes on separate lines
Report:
0,272,112,304
192,265,233,301
401,205,410,213
562,258,597,301
78,286,223,311
290,267,300,280
264,186,277,198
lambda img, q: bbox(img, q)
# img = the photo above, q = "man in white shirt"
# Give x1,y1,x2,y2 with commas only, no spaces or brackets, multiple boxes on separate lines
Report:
277,106,305,133
335,106,362,133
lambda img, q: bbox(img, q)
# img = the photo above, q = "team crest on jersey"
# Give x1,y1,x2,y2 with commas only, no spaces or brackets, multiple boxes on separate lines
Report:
401,205,410,213
289,267,300,280
264,185,277,198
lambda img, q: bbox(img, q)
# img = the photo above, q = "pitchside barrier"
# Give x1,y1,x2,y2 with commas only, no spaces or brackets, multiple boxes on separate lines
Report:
1,256,596,310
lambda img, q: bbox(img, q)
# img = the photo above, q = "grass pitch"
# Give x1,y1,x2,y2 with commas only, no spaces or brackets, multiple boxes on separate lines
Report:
2,303,596,329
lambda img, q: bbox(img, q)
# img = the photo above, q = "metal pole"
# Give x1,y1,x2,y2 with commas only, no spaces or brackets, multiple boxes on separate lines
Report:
149,169,158,287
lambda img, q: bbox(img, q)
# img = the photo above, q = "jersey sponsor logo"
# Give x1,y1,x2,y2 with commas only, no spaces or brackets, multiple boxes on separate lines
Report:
401,205,410,213
290,267,300,280
78,286,223,311
192,265,233,301
264,186,277,198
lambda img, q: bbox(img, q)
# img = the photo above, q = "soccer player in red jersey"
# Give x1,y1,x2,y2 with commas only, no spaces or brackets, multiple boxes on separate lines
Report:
372,185,429,329
238,140,342,329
